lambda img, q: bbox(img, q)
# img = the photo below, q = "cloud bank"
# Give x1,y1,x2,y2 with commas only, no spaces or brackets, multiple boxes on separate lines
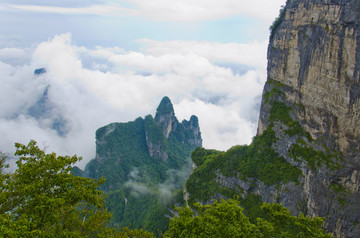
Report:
0,33,266,168
6,0,285,22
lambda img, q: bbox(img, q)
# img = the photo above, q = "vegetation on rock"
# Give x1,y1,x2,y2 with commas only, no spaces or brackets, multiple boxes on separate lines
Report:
269,2,287,40
77,97,201,236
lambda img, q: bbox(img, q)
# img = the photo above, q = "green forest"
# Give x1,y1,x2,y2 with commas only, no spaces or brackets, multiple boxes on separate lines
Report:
0,140,332,237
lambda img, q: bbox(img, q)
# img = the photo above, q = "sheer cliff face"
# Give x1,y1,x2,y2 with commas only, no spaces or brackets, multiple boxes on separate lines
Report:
258,0,360,237
260,0,360,153
155,96,178,139
185,1,360,238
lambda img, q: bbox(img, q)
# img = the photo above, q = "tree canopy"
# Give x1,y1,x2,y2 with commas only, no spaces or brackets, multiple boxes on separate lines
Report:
0,141,334,238
164,198,333,238
0,140,153,237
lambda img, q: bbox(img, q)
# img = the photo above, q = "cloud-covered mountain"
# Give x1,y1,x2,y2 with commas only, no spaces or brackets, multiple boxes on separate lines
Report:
75,96,201,235
0,34,265,168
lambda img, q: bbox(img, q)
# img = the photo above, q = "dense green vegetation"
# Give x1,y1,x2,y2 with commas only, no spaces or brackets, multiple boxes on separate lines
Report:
185,84,304,204
186,124,302,205
0,142,333,237
144,115,167,147
164,198,333,238
78,97,200,235
0,141,152,237
263,79,340,171
86,117,170,190
185,78,342,219
289,143,340,171
154,96,174,115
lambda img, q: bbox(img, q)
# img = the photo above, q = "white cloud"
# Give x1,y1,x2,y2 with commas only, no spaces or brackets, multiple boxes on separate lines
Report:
0,33,266,168
9,3,137,16
0,47,31,65
128,0,285,22
174,99,258,151
7,0,286,22
138,39,268,69
125,182,151,197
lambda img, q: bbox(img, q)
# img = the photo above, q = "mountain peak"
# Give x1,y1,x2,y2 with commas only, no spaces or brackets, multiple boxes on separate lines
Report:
155,96,174,116
154,96,177,138
34,68,46,75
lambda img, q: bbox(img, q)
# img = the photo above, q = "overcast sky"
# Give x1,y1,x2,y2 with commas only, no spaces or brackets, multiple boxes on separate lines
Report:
0,0,286,168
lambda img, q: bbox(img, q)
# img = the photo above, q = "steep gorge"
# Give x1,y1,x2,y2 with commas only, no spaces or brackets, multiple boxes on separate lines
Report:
185,0,360,237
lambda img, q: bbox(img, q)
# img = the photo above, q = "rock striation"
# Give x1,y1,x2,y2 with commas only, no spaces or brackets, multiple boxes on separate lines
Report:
258,1,360,236
185,1,360,237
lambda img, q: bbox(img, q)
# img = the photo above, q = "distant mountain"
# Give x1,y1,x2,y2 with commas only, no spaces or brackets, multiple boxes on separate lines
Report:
27,68,69,136
75,96,201,235
34,67,47,75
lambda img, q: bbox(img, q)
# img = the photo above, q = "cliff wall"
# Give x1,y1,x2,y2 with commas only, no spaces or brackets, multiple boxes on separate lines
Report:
259,2,360,236
186,1,360,237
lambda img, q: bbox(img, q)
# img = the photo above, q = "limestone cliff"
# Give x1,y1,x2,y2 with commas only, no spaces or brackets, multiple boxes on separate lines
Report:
147,96,202,161
155,96,178,139
185,1,360,237
258,1,360,236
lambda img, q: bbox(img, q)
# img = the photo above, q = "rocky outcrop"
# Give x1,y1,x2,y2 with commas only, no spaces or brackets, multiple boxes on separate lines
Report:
262,0,360,151
185,1,360,237
27,84,69,137
90,96,202,182
34,67,46,75
79,97,202,234
144,114,169,161
155,96,178,139
146,97,202,161
257,0,360,236
182,115,202,148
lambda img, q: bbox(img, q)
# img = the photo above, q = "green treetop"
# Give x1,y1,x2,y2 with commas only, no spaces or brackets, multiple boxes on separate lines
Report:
0,140,154,238
164,198,333,238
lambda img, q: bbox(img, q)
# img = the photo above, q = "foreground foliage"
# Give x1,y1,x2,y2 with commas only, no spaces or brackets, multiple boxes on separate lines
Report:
0,141,335,238
164,198,333,238
0,140,153,237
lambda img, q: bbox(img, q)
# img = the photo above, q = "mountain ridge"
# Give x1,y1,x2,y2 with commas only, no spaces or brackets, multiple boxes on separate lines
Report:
76,96,201,235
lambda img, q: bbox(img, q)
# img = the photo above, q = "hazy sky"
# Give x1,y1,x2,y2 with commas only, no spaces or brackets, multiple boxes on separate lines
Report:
0,0,286,168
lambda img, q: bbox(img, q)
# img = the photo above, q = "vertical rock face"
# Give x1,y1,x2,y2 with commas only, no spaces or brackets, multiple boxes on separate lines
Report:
259,0,360,237
144,114,169,162
151,96,202,151
261,0,360,152
155,96,178,139
185,1,360,237
182,115,202,148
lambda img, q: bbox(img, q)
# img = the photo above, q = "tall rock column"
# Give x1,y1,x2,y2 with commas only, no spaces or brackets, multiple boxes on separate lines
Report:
257,0,360,237
154,96,178,139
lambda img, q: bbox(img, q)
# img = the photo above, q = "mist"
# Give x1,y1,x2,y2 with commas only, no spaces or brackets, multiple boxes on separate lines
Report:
0,33,266,168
